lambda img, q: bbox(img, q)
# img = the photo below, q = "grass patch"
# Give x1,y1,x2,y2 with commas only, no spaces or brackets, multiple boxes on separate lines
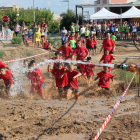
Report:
11,34,23,45
0,50,5,58
118,70,139,88
26,51,33,56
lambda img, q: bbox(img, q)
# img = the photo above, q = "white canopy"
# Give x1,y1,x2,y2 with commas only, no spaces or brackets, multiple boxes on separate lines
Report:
90,7,120,19
120,6,140,18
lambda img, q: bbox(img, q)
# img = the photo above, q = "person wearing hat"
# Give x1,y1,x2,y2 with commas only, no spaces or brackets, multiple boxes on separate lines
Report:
100,33,115,54
53,40,73,60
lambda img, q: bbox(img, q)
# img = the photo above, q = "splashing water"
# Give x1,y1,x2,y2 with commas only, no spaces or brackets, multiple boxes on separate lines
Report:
8,59,114,97
9,60,29,97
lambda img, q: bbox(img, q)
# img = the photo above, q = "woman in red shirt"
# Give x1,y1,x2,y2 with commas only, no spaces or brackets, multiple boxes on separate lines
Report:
100,33,115,54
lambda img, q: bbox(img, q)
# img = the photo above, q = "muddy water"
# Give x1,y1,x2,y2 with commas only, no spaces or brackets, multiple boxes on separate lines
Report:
0,89,140,140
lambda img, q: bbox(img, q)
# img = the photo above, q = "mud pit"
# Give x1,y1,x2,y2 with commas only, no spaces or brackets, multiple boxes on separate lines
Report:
0,40,140,140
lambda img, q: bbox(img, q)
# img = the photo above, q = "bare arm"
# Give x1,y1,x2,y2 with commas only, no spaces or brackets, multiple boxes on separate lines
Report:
48,65,51,72
5,65,10,70
73,72,82,79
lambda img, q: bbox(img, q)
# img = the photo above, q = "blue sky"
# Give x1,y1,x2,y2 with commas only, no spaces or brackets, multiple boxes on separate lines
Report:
0,0,95,15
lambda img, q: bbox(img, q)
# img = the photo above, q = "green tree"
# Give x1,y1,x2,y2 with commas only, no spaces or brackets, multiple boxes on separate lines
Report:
0,7,59,33
60,9,82,30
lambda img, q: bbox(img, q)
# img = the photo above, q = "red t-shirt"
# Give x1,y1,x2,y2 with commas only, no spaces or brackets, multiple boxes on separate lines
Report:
97,71,113,88
69,36,76,41
66,70,79,89
28,68,44,86
100,54,115,71
78,64,86,75
89,40,96,48
73,46,89,60
86,39,91,45
41,23,47,27
50,68,68,87
0,62,5,68
100,54,115,64
59,45,73,60
81,40,85,44
0,71,13,87
44,41,49,49
85,62,95,76
102,39,115,52
51,57,62,70
94,39,97,46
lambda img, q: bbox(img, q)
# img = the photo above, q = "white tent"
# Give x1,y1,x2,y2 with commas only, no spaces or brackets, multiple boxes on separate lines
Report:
120,6,140,18
90,7,120,19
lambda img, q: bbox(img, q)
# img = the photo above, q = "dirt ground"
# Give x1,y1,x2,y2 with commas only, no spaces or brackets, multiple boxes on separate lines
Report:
0,39,140,140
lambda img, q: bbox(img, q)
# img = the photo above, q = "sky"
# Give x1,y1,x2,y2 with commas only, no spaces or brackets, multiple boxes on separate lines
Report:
0,0,95,15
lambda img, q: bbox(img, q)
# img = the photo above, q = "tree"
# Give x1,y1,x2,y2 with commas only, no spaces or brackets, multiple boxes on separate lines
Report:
60,9,82,30
0,7,59,33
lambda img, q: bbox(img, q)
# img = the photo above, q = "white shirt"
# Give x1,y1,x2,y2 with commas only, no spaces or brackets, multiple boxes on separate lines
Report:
80,27,85,34
61,29,67,35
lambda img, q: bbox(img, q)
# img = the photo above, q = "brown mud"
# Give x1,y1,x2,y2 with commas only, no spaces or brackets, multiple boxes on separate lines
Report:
0,40,140,140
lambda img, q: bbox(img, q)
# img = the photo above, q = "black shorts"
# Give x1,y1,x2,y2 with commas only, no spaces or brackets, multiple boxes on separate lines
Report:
81,34,85,37
41,35,45,38
76,31,79,33
94,46,97,49
86,45,90,49
90,48,94,50
100,87,110,90
58,86,67,94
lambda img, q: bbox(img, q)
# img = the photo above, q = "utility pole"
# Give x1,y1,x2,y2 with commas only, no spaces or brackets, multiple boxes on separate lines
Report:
33,0,35,22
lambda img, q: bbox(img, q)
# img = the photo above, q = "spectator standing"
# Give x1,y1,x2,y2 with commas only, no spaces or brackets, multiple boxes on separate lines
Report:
41,21,47,27
61,27,67,36
21,22,27,44
75,22,79,38
44,24,48,40
80,25,85,37
71,22,75,33
31,22,37,44
61,33,66,45
14,23,21,36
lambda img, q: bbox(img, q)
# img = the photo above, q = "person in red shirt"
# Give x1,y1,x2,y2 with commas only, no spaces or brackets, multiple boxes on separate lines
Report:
80,37,85,46
43,39,52,51
61,64,81,100
48,63,68,97
69,33,76,41
28,60,45,99
72,40,89,61
100,33,115,54
99,49,116,71
93,66,114,90
41,21,47,27
89,37,96,56
54,40,73,60
93,35,98,55
0,61,10,70
50,52,62,70
86,36,91,52
78,64,86,76
85,57,95,82
0,68,14,96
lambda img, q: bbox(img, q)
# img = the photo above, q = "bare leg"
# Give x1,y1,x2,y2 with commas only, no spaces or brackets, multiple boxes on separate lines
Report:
66,89,72,100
